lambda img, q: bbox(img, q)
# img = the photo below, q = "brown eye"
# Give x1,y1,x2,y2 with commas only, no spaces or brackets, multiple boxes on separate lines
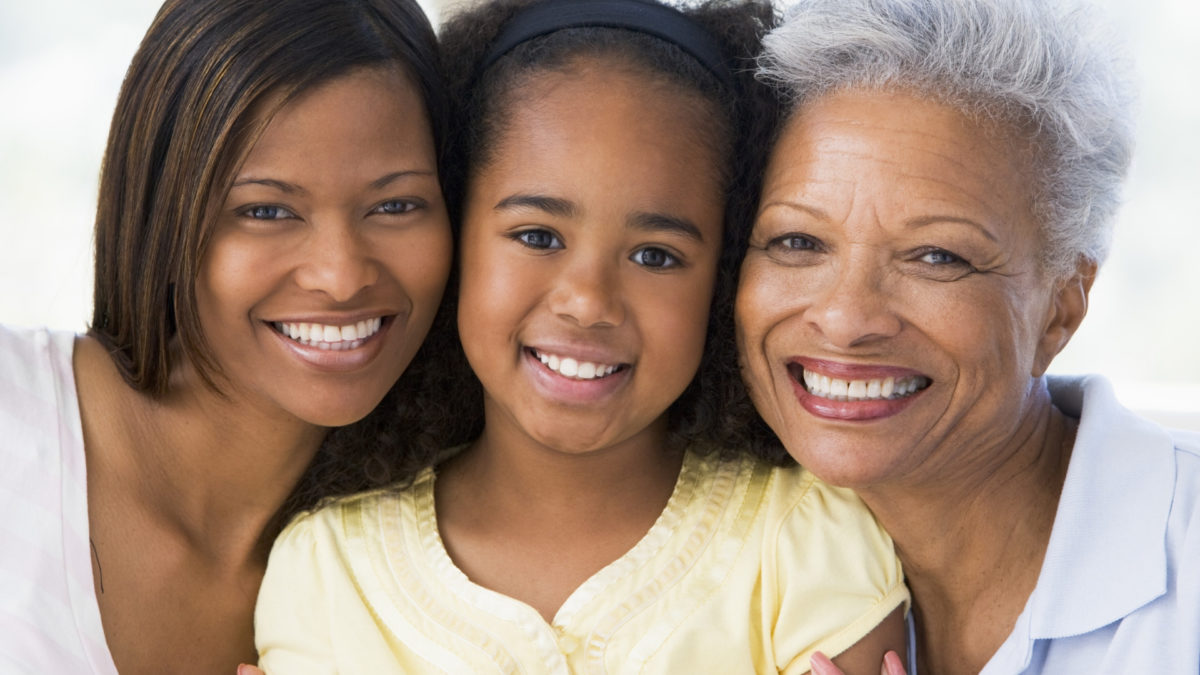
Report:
919,248,968,266
374,199,420,215
241,204,295,220
772,235,818,251
630,246,680,269
511,228,563,250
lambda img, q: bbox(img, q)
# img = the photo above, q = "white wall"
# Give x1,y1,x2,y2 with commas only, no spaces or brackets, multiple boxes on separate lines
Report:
0,0,1196,428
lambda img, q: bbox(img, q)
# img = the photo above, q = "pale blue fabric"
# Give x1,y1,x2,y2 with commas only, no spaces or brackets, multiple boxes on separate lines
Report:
980,375,1200,674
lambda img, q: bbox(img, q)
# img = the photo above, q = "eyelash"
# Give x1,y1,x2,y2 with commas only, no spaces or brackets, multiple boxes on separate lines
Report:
510,228,563,250
509,229,684,269
913,247,975,270
236,198,422,222
239,204,295,220
372,199,422,215
630,246,681,269
767,233,821,253
760,232,980,280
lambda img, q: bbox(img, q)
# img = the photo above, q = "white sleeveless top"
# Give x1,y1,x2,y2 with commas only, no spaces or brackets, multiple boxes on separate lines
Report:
0,325,117,674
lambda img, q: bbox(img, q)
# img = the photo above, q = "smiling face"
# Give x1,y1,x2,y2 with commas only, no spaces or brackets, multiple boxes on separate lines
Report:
736,88,1088,488
457,60,725,456
195,66,451,427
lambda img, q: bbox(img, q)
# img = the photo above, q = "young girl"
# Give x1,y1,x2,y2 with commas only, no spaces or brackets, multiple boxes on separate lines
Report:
255,1,909,672
0,0,451,671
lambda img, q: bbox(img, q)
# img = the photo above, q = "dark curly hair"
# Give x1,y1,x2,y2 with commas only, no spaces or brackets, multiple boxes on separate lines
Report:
436,0,789,462
284,0,789,519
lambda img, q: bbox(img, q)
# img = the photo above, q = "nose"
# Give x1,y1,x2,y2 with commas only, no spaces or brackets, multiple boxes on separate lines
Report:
293,220,379,303
546,258,625,328
805,254,901,348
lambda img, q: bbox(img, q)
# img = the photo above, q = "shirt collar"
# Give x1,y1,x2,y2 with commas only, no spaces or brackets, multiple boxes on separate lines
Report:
1022,375,1176,639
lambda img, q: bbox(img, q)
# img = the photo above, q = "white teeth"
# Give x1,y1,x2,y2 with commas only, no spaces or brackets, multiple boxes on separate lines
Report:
274,318,384,350
534,349,620,380
801,369,929,401
831,378,848,397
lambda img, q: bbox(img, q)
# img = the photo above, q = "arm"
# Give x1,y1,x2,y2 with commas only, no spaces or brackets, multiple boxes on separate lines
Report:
811,606,908,675
769,473,911,674
253,515,339,675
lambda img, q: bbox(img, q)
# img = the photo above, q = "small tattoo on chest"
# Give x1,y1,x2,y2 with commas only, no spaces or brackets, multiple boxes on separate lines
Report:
90,537,104,593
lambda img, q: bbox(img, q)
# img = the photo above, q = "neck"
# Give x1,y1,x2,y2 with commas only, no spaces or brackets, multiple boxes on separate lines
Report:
442,404,683,528
856,382,1075,671
81,338,326,563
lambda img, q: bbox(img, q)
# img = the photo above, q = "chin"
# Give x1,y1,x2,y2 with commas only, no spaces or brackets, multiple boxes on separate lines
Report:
778,432,905,490
525,423,617,456
290,393,389,429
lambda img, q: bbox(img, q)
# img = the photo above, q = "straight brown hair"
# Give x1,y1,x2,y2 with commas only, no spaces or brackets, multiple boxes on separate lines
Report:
89,0,446,396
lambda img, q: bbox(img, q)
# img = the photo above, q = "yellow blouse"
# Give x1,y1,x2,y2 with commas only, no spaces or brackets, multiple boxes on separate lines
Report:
256,450,907,674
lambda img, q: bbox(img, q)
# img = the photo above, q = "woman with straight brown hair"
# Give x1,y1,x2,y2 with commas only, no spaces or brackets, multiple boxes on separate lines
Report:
0,0,453,671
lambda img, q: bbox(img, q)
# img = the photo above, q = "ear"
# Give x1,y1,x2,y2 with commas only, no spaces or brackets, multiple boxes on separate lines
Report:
1032,258,1097,376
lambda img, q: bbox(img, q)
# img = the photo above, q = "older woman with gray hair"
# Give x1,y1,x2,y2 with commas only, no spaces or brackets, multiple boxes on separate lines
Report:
735,0,1200,673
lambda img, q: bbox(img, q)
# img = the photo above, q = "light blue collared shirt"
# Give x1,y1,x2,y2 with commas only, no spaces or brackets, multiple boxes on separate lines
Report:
975,375,1200,674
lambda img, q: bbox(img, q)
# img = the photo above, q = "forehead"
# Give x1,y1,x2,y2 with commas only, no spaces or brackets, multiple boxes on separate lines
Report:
243,67,428,162
470,61,726,229
764,88,1035,228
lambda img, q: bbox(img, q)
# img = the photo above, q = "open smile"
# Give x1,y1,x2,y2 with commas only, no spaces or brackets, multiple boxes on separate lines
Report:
786,358,932,421
527,347,627,381
272,317,387,351
789,363,931,402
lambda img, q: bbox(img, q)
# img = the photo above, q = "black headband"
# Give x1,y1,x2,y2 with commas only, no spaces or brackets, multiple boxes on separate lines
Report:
480,0,735,91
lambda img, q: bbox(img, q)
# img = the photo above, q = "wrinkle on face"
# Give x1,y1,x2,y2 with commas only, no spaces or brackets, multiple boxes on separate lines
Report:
736,87,1066,490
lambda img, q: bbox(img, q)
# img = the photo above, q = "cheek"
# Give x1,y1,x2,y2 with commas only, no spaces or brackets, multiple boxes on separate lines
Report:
196,236,277,326
895,280,1040,389
456,245,531,358
735,262,800,361
387,226,453,310
639,269,718,385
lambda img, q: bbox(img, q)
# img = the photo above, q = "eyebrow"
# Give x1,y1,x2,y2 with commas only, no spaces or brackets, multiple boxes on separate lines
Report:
494,193,577,218
370,170,436,190
905,215,999,243
230,170,435,194
230,178,305,194
758,200,830,222
629,211,704,242
494,193,705,242
762,201,1000,244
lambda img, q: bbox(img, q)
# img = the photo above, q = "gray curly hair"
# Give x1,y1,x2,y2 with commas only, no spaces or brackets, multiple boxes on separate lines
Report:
758,0,1135,279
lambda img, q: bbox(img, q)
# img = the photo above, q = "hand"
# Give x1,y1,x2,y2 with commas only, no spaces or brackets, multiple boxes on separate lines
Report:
810,649,906,675
237,665,265,675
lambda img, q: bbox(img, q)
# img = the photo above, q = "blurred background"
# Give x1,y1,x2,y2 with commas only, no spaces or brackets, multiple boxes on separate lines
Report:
1,0,1196,428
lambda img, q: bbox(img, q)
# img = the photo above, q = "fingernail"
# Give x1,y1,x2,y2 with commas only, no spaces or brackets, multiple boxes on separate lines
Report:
810,651,836,675
884,650,906,675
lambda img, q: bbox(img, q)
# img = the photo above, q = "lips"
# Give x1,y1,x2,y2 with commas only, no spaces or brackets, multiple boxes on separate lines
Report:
271,317,386,351
787,358,931,421
528,347,625,380
266,314,398,373
521,344,633,405
789,363,930,402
